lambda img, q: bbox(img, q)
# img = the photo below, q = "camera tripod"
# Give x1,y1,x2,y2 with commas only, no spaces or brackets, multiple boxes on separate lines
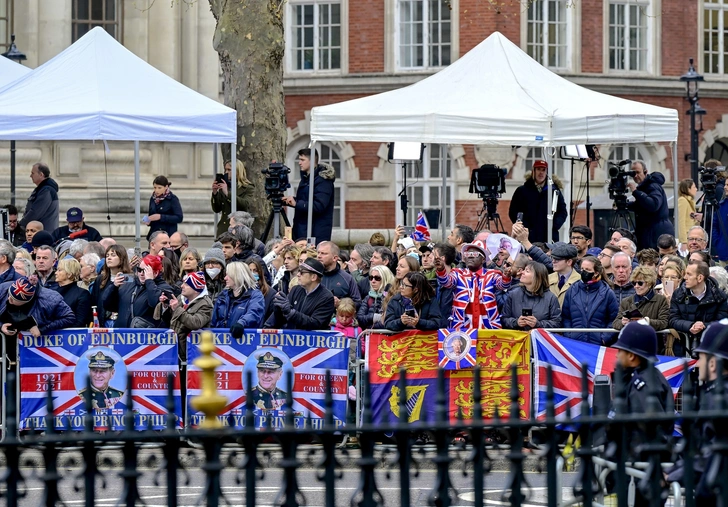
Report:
475,196,505,233
608,197,635,234
260,193,291,242
702,190,728,253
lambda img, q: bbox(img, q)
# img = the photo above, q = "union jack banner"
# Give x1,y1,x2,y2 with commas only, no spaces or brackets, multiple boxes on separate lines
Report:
437,328,477,369
531,329,694,422
186,329,349,429
367,329,530,424
411,211,431,242
18,328,182,431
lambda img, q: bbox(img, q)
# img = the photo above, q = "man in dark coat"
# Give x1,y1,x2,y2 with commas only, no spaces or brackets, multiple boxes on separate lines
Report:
19,163,60,232
3,205,25,247
0,240,20,285
282,149,336,245
627,161,674,250
669,261,728,348
51,207,103,243
508,160,568,243
265,258,335,330
317,241,361,310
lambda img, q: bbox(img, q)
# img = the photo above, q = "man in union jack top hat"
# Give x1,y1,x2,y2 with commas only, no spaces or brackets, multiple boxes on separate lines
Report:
251,352,287,411
78,351,123,410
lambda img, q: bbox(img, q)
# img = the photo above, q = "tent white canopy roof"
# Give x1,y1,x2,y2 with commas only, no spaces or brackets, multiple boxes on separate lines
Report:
0,27,236,143
310,32,678,146
0,56,31,88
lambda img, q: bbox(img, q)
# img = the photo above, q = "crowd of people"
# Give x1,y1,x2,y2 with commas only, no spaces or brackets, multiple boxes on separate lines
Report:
5,157,728,363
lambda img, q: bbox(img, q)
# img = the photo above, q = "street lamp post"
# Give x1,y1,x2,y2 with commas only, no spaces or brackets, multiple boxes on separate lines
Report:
680,58,706,183
2,35,26,207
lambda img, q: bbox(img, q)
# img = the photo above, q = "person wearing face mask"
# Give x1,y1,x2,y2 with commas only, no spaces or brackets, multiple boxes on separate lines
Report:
169,232,190,260
562,255,619,345
202,248,226,301
248,258,278,323
102,255,173,328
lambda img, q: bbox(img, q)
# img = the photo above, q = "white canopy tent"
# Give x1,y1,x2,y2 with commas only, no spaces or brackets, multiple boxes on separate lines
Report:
0,27,237,248
309,32,680,237
0,56,31,87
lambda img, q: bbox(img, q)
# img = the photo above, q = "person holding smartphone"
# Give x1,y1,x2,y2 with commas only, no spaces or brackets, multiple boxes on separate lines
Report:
613,265,669,332
211,159,255,238
383,272,441,332
502,261,561,330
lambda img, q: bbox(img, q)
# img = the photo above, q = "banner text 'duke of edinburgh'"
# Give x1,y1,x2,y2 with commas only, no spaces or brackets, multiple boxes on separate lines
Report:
366,329,530,423
186,329,349,429
19,328,181,431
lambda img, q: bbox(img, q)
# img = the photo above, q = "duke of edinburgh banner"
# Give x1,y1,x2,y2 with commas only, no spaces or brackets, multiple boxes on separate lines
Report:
19,328,181,431
186,329,349,429
366,329,530,424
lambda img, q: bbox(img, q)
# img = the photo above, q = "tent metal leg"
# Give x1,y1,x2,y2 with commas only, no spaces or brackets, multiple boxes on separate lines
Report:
231,143,237,214
134,141,141,252
672,142,679,237
307,140,316,241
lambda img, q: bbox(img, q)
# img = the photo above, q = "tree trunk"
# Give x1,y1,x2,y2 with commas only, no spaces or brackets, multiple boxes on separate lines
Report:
209,0,287,239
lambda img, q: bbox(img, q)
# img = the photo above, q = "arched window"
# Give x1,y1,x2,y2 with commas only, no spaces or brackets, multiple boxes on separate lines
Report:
286,142,344,230
704,137,728,166
606,144,650,166
395,143,454,227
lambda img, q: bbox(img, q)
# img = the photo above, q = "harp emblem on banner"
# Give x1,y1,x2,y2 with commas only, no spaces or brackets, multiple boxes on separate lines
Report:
388,385,428,422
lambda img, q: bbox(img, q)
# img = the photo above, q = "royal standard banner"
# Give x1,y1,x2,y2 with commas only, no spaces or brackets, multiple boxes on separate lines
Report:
366,329,530,424
186,329,349,429
19,328,182,431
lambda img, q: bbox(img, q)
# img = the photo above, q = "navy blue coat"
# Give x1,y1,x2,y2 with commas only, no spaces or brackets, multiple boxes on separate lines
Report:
147,192,184,240
292,164,336,243
508,175,568,243
102,276,174,328
0,266,21,285
628,172,673,250
211,288,265,329
383,294,442,332
19,178,60,232
562,280,620,345
0,282,74,333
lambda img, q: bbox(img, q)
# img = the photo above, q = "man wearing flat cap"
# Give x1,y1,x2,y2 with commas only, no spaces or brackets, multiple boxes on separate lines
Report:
548,242,580,307
265,258,335,330
79,351,123,410
251,351,287,410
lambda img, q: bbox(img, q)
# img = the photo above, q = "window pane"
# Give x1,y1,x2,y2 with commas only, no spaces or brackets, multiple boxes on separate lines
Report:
91,0,103,21
77,0,90,20
527,0,569,68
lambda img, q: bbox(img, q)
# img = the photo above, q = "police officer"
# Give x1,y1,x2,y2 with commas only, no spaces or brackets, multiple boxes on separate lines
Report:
78,351,124,410
251,352,287,411
692,319,728,505
609,320,673,505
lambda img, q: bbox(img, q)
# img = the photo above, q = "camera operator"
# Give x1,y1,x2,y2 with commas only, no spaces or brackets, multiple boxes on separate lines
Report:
508,160,567,242
282,149,336,245
626,160,673,250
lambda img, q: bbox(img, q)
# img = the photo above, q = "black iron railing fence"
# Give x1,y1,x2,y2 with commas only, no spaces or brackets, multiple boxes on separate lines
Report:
0,361,724,507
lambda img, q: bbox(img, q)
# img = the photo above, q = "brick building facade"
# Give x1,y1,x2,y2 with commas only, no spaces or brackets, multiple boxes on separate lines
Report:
282,0,728,242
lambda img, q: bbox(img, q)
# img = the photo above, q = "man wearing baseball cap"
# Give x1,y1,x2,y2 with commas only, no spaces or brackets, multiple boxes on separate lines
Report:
265,257,335,330
436,239,511,330
51,207,103,243
508,159,568,243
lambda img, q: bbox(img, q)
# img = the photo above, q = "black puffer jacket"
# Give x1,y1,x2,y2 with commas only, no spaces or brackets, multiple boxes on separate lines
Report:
102,276,174,328
292,163,336,243
508,173,567,243
19,177,60,231
628,172,674,250
357,292,385,329
669,277,728,341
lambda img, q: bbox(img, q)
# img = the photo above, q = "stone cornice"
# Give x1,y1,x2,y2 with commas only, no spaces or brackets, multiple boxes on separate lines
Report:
283,72,728,99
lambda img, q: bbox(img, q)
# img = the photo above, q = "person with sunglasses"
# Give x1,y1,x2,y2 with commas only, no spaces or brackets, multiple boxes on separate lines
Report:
613,265,669,333
383,272,441,332
357,265,395,329
436,240,511,330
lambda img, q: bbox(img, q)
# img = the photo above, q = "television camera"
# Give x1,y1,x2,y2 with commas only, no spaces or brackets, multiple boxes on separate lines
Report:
469,164,507,232
260,162,292,241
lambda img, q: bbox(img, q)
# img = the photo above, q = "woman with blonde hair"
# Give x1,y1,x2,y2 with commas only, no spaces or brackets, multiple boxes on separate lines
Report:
677,178,702,245
55,258,92,327
613,265,669,332
211,262,265,337
357,265,395,329
211,158,255,237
